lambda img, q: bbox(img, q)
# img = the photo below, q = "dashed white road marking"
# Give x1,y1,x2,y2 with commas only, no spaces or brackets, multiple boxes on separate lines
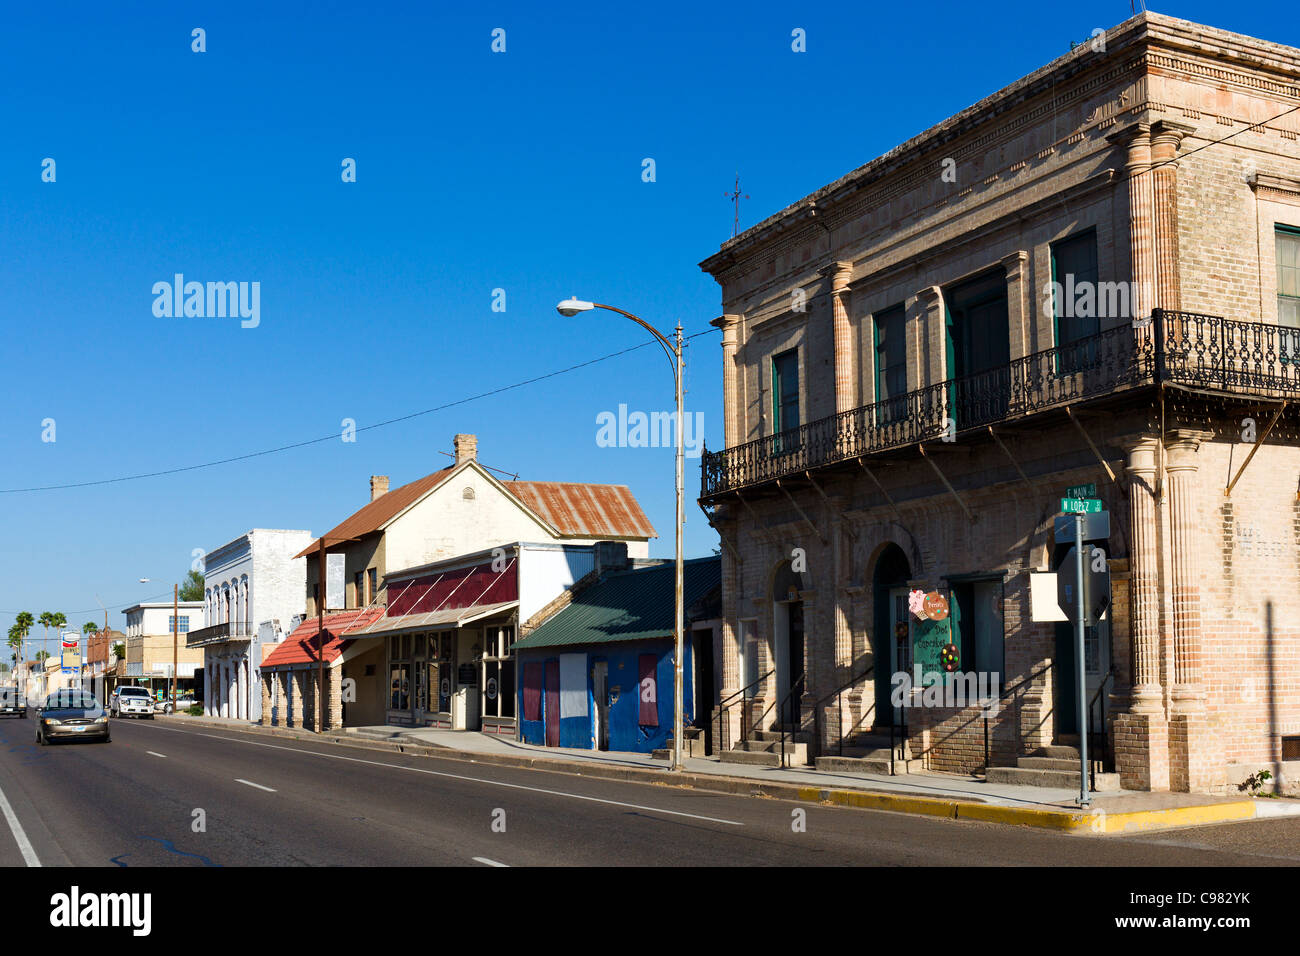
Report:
0,781,40,867
473,856,508,867
146,751,167,758
235,779,276,792
149,724,743,826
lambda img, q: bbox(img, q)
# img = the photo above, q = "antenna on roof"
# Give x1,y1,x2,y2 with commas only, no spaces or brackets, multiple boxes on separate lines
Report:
725,173,749,239
436,450,520,481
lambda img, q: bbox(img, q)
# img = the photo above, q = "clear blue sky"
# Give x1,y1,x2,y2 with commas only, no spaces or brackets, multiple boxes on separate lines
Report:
2,1,1295,639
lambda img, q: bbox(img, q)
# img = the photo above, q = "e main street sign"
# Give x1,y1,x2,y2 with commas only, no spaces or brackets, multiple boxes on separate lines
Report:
1065,483,1097,499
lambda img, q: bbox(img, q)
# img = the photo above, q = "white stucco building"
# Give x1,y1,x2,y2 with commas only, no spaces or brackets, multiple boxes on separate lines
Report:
191,528,312,721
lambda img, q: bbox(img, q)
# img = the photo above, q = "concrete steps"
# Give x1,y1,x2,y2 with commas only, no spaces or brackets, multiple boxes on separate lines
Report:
986,765,1121,791
986,745,1120,791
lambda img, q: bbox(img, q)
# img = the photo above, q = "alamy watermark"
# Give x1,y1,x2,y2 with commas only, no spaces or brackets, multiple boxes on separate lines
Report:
152,274,260,328
890,666,1001,716
596,404,706,458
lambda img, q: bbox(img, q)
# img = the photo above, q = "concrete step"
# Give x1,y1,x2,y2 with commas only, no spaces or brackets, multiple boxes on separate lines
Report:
845,733,896,750
718,749,782,767
753,729,811,745
739,740,775,752
1031,745,1081,760
839,746,894,760
350,727,407,740
986,766,1121,791
1018,756,1086,771
815,755,892,775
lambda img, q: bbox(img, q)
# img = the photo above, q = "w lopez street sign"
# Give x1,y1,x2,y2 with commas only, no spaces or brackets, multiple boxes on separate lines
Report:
1060,497,1102,514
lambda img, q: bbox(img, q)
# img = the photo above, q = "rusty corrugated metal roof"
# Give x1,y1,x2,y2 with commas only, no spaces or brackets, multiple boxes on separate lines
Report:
506,481,657,540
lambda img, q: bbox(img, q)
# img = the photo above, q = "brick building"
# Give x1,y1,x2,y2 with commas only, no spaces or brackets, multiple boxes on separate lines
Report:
697,13,1300,793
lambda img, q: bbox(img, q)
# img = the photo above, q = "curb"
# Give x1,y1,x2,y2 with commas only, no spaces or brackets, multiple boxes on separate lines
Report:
156,716,1269,835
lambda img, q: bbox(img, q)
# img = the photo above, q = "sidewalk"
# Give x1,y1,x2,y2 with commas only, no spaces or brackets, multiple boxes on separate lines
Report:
162,714,1299,834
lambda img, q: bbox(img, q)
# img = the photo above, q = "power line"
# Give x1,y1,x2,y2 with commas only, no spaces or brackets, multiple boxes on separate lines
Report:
0,327,719,495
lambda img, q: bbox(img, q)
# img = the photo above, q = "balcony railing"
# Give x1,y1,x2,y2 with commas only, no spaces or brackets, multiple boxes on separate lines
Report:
701,310,1300,499
186,621,253,648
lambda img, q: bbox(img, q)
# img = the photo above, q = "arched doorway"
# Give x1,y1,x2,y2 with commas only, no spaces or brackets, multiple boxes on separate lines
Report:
871,544,912,725
772,561,806,729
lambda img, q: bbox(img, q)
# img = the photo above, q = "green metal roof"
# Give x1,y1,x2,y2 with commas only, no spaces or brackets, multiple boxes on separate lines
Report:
512,557,721,651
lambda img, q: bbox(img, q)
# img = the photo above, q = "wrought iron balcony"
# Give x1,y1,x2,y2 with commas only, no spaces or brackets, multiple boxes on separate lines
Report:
186,621,253,648
701,310,1300,500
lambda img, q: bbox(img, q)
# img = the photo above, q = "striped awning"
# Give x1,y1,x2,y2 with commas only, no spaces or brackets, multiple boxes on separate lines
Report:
349,600,518,636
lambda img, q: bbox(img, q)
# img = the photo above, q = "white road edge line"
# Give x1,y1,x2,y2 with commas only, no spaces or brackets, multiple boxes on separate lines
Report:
235,779,277,792
0,781,41,867
146,751,167,758
473,856,508,867
150,725,743,826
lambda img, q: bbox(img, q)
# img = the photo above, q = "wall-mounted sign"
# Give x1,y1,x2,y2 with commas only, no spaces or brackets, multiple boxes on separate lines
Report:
458,664,476,685
922,592,949,621
908,589,926,620
910,611,953,686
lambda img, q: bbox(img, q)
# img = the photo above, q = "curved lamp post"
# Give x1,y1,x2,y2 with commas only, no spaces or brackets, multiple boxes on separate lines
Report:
556,298,686,772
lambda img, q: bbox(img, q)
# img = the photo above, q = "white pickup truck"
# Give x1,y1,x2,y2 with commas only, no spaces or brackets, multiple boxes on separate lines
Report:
0,685,26,718
109,686,155,719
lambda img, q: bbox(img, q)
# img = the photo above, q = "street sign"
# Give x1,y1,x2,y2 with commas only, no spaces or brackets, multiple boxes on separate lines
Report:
1057,545,1112,625
1055,512,1110,543
1060,497,1102,514
1065,483,1097,499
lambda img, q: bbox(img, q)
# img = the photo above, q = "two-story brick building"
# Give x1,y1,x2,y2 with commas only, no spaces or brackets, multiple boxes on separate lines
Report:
698,13,1300,794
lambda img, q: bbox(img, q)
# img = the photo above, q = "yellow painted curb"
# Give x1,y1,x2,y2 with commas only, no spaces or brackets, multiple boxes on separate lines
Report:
958,803,1092,831
795,786,1261,835
1100,801,1257,834
798,787,959,819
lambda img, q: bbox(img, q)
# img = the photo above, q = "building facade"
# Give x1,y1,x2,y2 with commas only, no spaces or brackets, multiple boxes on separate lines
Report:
190,528,312,722
121,602,206,701
698,13,1300,793
260,432,657,732
513,556,720,755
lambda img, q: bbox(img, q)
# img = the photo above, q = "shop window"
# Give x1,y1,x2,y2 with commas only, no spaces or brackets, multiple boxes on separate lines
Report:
947,579,1005,688
390,664,409,710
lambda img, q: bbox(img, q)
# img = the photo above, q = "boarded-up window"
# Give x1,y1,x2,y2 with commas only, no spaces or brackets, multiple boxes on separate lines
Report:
523,662,543,721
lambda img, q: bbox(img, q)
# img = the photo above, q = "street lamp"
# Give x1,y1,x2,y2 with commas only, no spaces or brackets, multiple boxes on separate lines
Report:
556,296,687,772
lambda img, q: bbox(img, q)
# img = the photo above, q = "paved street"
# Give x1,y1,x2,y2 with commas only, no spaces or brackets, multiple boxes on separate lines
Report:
1,713,1298,867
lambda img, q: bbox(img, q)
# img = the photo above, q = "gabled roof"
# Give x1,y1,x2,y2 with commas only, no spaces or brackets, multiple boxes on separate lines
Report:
260,608,383,669
507,481,656,539
512,556,720,651
295,467,455,558
296,465,657,559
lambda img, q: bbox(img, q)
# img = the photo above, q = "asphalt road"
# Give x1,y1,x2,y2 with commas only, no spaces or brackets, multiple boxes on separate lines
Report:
1,711,1298,867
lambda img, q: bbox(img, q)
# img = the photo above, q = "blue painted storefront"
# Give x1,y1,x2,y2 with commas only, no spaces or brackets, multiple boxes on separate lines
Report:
517,638,693,753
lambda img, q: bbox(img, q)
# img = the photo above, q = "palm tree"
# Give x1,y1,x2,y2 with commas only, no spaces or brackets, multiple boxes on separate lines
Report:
38,612,53,660
82,622,98,636
13,613,33,684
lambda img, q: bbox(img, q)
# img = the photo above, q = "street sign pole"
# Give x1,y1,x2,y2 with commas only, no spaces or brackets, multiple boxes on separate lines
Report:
1074,514,1090,806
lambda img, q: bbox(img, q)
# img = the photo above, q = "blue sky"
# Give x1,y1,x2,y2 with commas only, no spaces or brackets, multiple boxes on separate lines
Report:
2,1,1296,641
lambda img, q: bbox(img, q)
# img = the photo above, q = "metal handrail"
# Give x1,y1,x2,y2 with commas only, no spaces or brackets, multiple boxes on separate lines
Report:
1086,668,1115,786
773,669,807,768
715,667,774,755
809,662,876,762
983,661,1053,772
702,310,1300,500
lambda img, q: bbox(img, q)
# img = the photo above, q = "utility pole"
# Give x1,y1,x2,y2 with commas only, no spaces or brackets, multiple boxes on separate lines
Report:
1074,514,1090,806
172,583,179,714
318,537,326,734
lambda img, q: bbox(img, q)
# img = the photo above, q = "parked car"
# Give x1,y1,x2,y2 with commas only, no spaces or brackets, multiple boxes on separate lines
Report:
156,694,197,714
109,686,155,719
0,685,26,718
36,689,110,745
